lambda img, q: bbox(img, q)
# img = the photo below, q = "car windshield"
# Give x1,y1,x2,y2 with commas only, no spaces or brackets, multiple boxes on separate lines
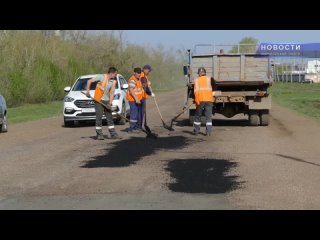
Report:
72,77,119,91
72,78,97,91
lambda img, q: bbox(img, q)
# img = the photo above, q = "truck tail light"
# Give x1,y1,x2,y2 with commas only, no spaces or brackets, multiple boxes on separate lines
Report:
256,90,265,97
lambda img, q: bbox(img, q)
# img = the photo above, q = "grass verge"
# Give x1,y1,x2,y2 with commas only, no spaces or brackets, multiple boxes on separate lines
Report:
8,101,62,124
270,82,320,121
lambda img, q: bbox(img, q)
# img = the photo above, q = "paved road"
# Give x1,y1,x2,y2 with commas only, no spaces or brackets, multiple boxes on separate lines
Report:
1,88,320,209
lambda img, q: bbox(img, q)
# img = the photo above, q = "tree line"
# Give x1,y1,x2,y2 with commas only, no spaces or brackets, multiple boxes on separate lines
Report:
0,30,186,107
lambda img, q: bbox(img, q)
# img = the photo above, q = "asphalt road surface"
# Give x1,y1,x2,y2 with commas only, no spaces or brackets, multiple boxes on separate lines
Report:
1,88,320,209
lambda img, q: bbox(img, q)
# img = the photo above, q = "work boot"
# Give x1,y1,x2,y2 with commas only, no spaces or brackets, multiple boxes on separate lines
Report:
127,128,140,134
135,128,142,133
96,134,105,140
193,129,199,136
193,123,200,136
206,125,212,136
96,129,104,140
110,132,121,139
109,128,121,139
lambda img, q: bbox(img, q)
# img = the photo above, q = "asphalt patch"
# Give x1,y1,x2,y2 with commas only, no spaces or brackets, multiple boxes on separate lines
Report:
165,158,242,194
81,136,193,168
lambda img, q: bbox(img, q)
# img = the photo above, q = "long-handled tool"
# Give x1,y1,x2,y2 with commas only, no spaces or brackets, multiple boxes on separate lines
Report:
152,95,175,131
81,92,158,139
143,101,158,138
168,102,194,130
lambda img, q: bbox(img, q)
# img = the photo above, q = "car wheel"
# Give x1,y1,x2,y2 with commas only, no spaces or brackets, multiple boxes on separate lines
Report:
117,102,126,125
0,115,8,132
64,118,75,127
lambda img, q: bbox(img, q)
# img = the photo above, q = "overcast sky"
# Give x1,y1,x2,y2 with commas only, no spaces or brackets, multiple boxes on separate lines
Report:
90,30,320,50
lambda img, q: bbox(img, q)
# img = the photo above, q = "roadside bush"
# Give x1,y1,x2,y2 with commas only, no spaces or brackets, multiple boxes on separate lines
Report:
0,31,185,107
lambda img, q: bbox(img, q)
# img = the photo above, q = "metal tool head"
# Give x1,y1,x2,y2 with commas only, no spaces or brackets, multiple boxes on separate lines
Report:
146,132,158,139
144,124,158,139
163,122,175,131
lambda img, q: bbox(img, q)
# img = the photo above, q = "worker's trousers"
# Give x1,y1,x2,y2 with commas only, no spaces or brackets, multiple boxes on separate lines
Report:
139,99,146,129
194,102,213,135
129,101,143,130
95,100,116,136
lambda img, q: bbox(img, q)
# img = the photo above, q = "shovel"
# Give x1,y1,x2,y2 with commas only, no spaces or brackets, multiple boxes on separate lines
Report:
143,100,158,139
152,95,175,131
168,103,194,131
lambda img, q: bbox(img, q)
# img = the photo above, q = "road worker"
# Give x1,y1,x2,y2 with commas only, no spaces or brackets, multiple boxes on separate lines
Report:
193,67,214,136
140,64,155,129
126,67,144,133
86,67,120,140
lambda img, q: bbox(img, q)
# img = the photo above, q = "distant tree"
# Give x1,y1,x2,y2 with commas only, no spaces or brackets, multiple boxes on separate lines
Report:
65,30,87,43
40,30,56,39
229,37,259,53
0,30,184,107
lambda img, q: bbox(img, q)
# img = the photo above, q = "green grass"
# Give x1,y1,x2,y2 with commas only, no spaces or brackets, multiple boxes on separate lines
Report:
8,101,62,124
270,82,320,121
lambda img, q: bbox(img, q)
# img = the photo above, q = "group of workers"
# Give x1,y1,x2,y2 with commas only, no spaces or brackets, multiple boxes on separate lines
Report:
126,65,154,133
85,64,214,140
85,65,154,140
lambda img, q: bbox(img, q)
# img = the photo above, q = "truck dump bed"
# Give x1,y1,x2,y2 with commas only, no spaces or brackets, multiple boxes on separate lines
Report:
191,54,272,87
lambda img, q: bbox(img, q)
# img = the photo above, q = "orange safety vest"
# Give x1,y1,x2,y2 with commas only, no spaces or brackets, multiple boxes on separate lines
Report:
140,72,150,99
126,75,144,102
94,75,107,102
194,76,214,105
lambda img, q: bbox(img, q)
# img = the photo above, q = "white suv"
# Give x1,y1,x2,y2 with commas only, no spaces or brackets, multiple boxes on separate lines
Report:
63,74,130,127
0,95,8,133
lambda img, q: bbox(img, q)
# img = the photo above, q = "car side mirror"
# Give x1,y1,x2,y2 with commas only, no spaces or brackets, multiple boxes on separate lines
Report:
122,84,128,89
64,86,71,92
183,66,188,76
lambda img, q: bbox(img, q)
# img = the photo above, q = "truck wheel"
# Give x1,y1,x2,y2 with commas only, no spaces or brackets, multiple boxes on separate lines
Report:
260,110,269,126
0,115,8,132
249,112,260,126
116,102,126,125
64,118,75,127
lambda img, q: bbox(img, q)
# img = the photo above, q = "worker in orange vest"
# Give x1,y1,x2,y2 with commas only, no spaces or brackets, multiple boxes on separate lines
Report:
140,64,155,129
126,67,144,133
193,67,214,136
86,67,120,140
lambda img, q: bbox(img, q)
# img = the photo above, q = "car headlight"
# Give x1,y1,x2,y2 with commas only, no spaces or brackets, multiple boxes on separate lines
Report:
113,93,121,100
64,96,74,102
